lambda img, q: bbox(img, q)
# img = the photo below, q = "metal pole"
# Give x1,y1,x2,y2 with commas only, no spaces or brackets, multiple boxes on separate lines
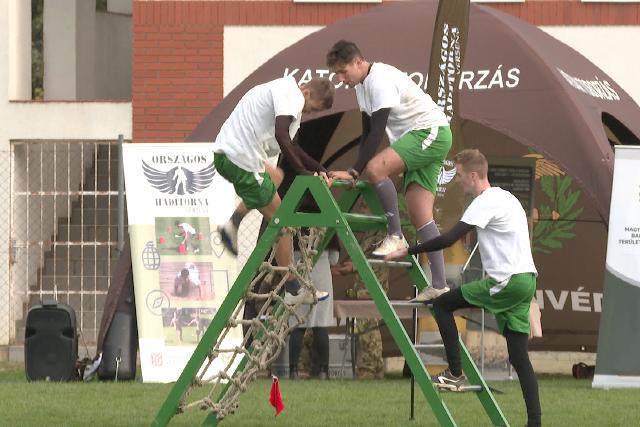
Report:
410,298,417,420
480,268,486,377
117,134,125,255
481,308,485,377
461,241,486,375
352,319,357,379
461,242,479,274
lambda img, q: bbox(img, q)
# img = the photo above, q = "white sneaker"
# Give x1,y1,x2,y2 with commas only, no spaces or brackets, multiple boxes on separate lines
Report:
218,222,238,256
431,368,468,391
410,286,450,303
371,235,408,258
284,288,329,305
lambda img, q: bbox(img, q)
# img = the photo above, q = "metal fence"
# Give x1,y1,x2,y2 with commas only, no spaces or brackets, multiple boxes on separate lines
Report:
2,139,263,347
7,140,124,345
0,150,11,345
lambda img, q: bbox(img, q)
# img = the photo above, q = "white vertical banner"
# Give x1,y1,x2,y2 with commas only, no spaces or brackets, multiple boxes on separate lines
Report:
593,146,640,388
123,143,241,383
603,146,640,284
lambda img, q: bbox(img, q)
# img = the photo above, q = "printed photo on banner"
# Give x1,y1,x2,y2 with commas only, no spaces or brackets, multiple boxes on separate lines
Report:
160,261,214,302
155,216,211,255
161,307,216,346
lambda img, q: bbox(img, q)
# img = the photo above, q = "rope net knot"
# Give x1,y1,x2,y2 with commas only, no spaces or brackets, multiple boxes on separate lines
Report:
177,227,327,420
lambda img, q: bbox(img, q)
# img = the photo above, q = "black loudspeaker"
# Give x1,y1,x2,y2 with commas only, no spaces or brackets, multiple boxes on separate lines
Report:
24,301,78,381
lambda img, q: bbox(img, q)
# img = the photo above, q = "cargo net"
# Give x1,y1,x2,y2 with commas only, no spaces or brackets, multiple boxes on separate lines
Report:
177,226,326,420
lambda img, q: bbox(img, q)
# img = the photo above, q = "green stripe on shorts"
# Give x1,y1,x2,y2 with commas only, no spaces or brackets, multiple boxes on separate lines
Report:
390,126,452,194
461,272,536,334
213,153,276,210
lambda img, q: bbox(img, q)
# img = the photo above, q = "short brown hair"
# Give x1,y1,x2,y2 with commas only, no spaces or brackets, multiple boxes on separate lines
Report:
304,78,335,109
326,40,363,69
454,149,488,179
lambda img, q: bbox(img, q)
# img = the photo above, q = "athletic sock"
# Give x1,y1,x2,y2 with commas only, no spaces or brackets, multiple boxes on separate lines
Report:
374,178,402,237
417,221,447,289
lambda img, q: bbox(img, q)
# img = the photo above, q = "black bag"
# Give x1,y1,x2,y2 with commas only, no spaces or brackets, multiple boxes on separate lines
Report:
25,301,78,381
98,267,138,381
572,362,595,379
98,310,138,380
96,241,138,381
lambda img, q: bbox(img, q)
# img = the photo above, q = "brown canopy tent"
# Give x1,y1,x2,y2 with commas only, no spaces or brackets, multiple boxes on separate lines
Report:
190,1,640,351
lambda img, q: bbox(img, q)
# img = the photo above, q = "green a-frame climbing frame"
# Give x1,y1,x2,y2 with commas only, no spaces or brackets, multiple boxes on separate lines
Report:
153,176,509,427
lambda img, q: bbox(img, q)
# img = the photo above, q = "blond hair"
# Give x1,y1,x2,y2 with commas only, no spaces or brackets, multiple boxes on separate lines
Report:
303,78,335,109
454,149,488,179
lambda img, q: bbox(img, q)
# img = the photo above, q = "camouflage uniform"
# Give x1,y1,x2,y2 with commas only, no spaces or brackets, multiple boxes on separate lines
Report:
297,329,314,378
352,232,389,379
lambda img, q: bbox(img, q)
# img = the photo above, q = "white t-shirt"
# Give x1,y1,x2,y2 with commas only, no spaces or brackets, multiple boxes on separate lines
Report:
355,63,449,144
178,222,195,235
461,187,537,285
213,76,304,173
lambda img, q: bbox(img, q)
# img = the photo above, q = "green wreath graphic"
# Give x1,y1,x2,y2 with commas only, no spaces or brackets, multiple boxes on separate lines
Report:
532,175,583,254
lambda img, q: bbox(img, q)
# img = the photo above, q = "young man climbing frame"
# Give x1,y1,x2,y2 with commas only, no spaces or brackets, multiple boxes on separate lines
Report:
215,76,334,304
326,40,452,302
386,149,541,427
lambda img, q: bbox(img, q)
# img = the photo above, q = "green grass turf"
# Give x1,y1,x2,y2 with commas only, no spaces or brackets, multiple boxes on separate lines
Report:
1,362,638,426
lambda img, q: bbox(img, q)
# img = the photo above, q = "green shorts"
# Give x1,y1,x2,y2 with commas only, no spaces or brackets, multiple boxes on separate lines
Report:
213,153,276,210
390,126,452,194
461,272,536,335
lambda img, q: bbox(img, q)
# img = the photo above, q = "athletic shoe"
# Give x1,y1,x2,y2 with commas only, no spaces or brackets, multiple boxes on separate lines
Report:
431,368,468,391
371,235,408,257
284,288,329,305
410,286,450,303
218,222,238,256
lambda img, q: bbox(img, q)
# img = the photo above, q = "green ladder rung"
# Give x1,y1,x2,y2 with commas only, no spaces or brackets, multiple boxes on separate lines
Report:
343,212,387,231
367,258,413,268
341,212,413,232
331,179,371,190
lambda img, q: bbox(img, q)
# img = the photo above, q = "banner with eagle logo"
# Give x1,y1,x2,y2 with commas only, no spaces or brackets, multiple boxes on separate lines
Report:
123,143,241,383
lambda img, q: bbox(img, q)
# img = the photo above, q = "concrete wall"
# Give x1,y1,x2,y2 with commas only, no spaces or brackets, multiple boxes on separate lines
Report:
7,0,31,100
76,0,97,100
223,26,321,96
108,0,132,15
44,0,131,101
43,0,77,100
95,11,132,100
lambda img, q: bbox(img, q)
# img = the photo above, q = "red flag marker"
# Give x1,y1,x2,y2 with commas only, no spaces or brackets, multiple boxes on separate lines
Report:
269,375,284,416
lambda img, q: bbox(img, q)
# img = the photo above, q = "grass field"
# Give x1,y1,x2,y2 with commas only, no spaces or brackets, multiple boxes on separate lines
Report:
1,362,638,426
